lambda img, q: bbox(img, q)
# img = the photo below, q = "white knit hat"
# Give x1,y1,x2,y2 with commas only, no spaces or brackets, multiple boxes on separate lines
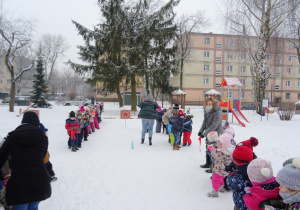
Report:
207,131,218,143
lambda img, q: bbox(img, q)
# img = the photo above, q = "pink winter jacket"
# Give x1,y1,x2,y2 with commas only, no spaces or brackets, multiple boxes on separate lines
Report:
211,149,232,176
244,177,281,210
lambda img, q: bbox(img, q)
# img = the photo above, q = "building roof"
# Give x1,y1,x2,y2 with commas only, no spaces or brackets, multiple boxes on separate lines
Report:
205,89,221,95
172,89,186,95
220,78,243,87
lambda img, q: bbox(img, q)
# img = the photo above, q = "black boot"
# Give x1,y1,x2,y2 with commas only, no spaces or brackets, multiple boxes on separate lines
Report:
149,137,152,146
205,168,212,173
71,147,76,152
141,139,144,144
200,152,212,168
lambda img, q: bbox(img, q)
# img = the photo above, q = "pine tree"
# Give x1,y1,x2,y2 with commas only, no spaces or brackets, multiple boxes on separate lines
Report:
31,48,48,107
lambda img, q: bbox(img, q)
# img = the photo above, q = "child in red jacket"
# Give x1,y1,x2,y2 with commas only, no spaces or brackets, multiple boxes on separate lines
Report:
65,111,79,152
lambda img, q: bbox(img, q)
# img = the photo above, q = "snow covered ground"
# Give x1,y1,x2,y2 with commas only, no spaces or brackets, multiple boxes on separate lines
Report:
0,103,299,210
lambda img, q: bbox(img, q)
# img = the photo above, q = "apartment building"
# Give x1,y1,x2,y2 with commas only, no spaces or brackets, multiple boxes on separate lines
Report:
172,33,300,105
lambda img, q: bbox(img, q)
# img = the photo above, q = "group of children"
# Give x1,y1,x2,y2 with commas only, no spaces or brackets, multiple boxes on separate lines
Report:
202,123,300,210
156,105,193,150
65,103,103,152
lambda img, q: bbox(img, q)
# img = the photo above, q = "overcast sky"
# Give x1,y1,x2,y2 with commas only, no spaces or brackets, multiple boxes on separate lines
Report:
3,0,224,69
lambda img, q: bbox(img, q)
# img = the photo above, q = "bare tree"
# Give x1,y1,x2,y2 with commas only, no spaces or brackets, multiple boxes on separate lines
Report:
37,34,69,86
176,11,209,106
224,0,300,115
0,10,35,112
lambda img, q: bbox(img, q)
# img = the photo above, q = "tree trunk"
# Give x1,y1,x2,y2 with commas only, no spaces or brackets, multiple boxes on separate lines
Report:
130,73,137,111
180,57,184,108
116,88,123,108
162,93,164,108
9,81,16,112
145,73,150,95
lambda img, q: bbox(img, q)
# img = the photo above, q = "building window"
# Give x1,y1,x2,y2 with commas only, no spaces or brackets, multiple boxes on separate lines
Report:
216,44,222,48
252,67,257,73
252,91,255,98
204,64,210,71
6,79,11,84
253,40,259,47
241,91,245,98
288,42,294,49
204,78,209,84
286,81,291,87
204,51,210,58
240,53,246,59
227,52,234,59
287,68,292,75
287,56,292,61
216,70,222,75
277,47,282,52
298,81,300,87
241,78,246,85
228,38,234,46
241,66,246,73
227,66,233,72
276,59,282,65
275,85,280,90
265,93,269,99
299,69,300,74
216,57,222,62
298,93,300,100
215,84,220,88
227,91,233,98
286,93,291,99
265,67,270,74
205,38,210,44
266,80,270,86
266,55,270,60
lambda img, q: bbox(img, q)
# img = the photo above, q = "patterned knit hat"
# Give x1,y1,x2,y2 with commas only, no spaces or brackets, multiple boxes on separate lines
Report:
216,133,232,150
173,104,179,110
233,137,259,165
76,112,82,117
247,158,273,183
207,131,218,143
276,157,300,191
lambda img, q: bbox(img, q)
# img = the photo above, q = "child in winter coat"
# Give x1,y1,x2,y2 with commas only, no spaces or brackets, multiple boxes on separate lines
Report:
244,158,280,210
89,107,95,133
182,115,193,146
85,111,91,134
207,133,233,197
171,110,185,150
168,116,176,146
226,137,259,210
92,107,100,129
273,157,300,210
76,112,84,148
65,111,79,152
156,106,163,133
162,109,168,134
81,116,89,141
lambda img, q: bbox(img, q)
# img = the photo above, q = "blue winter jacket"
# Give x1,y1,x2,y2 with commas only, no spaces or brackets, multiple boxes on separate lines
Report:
227,162,252,210
183,118,193,132
168,118,173,134
171,117,184,134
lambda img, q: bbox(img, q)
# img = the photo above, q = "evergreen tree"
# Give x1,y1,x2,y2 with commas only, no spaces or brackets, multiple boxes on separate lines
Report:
31,48,48,107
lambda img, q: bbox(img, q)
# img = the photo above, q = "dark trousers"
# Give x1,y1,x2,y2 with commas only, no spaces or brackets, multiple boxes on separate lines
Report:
45,161,55,177
77,133,82,147
82,127,88,140
68,135,77,147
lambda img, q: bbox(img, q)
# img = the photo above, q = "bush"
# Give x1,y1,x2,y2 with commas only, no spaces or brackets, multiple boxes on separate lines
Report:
275,102,295,121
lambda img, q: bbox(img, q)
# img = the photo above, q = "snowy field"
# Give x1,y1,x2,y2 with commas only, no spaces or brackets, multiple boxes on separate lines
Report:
0,103,299,210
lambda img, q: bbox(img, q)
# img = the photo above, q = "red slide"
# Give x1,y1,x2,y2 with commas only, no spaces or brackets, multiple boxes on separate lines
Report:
229,108,246,127
237,108,250,123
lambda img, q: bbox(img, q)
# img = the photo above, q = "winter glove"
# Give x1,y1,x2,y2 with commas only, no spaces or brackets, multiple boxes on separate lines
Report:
259,201,271,208
208,145,213,152
244,187,251,194
225,161,235,173
201,134,204,138
198,131,202,136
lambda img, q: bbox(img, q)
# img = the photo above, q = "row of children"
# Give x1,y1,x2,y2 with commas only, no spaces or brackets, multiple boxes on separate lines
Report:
65,104,103,152
202,124,300,210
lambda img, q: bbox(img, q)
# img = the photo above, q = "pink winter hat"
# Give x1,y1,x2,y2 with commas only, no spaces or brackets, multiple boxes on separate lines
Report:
247,158,273,183
207,131,218,143
216,133,232,150
158,106,161,111
80,105,85,112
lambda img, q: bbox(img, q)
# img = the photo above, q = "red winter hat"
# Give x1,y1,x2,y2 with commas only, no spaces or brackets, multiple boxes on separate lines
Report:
233,137,259,165
178,110,184,116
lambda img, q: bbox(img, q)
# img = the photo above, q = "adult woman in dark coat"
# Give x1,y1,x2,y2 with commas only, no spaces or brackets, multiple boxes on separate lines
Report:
198,97,223,172
0,111,51,209
138,94,159,145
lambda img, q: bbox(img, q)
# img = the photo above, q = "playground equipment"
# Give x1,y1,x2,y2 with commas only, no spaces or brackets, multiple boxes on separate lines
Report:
219,78,250,127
